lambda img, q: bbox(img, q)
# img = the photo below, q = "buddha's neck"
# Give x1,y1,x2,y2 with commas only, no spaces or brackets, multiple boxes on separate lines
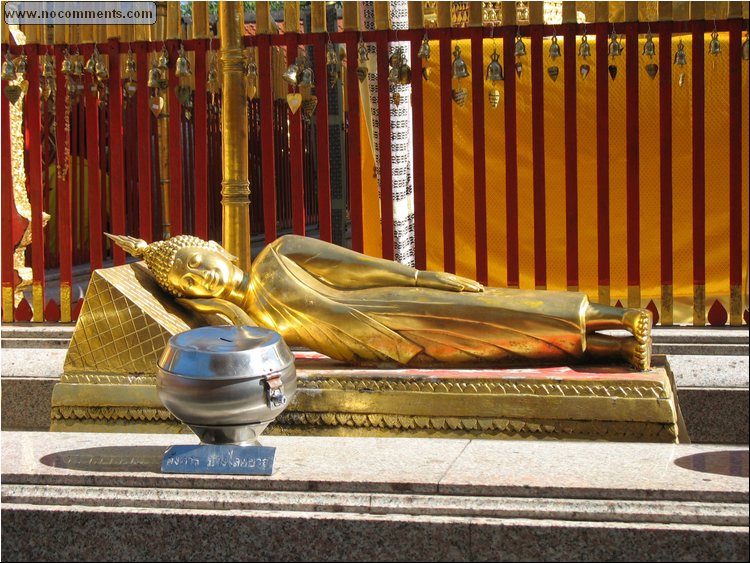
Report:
221,267,251,307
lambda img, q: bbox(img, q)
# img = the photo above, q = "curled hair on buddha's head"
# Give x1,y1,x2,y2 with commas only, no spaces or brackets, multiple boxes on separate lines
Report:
105,233,236,297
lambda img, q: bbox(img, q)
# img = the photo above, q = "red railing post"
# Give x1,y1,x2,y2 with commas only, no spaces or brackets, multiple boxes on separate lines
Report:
286,33,306,235
563,22,579,291
83,44,103,271
531,24,546,289
344,31,363,253
55,45,73,321
167,39,183,236
470,26,488,285
409,30,427,270
107,38,126,265
502,25,519,288
258,34,277,244
1,46,15,322
135,41,153,242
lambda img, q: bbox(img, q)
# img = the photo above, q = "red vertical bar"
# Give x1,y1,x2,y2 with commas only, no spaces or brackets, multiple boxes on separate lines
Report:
531,24,546,288
503,25,519,287
286,33,305,236
470,27,487,284
691,20,705,289
376,31,394,260
1,64,14,321
55,46,73,320
345,32,363,253
625,22,640,290
258,35,277,244
595,22,610,288
439,30,455,272
84,46,103,271
26,47,45,319
193,39,209,240
314,35,332,242
107,39,126,264
136,41,153,242
410,32,427,270
728,19,742,293
659,22,673,288
563,23,579,288
167,40,183,236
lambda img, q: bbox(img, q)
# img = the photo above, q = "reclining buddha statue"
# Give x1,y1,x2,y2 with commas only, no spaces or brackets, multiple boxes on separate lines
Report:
107,233,653,370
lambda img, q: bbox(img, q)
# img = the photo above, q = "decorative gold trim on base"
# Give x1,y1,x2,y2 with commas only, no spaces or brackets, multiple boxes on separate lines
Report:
32,282,44,322
2,286,14,322
60,283,72,323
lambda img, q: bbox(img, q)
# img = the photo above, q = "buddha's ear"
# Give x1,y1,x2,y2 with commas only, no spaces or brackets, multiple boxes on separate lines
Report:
207,240,239,264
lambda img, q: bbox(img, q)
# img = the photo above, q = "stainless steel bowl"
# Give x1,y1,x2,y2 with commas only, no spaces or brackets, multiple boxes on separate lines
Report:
157,325,296,445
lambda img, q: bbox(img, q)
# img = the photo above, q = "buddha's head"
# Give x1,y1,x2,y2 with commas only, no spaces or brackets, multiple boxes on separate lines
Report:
106,234,240,298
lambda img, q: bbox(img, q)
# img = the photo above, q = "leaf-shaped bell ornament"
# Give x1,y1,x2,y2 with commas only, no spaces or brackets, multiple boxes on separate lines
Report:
147,62,162,88
742,33,749,61
85,49,98,74
708,31,721,56
549,35,561,60
282,61,300,86
642,29,656,58
418,34,430,60
43,55,55,79
157,47,169,71
578,35,591,59
1,53,16,81
175,45,191,77
452,44,469,80
485,50,504,83
608,29,623,58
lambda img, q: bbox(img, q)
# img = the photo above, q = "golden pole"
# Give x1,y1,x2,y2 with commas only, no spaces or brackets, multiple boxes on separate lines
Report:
219,1,250,270
192,1,210,38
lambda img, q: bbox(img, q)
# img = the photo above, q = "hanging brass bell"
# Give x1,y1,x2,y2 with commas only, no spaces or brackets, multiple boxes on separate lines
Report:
358,41,369,63
674,40,687,66
158,48,169,71
549,36,561,60
642,31,656,57
14,55,27,77
176,46,191,77
125,56,136,78
43,56,55,79
608,30,623,58
708,32,721,56
578,36,591,59
452,44,469,80
282,62,299,86
61,56,72,75
326,42,338,65
148,64,162,88
2,54,16,81
95,58,108,81
299,66,314,87
486,50,504,82
514,36,526,57
418,35,430,60
72,57,83,77
85,52,97,74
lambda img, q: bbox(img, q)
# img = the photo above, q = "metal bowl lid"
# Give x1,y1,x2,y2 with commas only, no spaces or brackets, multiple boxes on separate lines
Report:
158,325,294,380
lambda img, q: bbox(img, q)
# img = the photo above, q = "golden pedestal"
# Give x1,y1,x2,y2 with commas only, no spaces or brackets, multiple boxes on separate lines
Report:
51,264,683,442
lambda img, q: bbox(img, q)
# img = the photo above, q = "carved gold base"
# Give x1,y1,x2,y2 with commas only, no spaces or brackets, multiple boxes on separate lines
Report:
51,264,682,443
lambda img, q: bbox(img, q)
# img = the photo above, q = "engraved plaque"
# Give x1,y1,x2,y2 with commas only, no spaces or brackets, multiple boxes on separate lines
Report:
161,444,276,475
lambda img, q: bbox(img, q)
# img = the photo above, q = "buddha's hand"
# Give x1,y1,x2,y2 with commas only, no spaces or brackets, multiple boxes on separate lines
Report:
416,271,484,292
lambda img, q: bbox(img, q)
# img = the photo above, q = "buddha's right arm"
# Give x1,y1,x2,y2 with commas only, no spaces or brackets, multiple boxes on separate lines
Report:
177,298,256,326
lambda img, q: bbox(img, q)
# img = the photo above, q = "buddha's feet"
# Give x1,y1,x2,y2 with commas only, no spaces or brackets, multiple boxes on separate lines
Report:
623,335,652,371
623,308,652,346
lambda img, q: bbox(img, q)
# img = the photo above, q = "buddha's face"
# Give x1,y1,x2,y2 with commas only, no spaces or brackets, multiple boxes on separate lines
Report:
167,247,238,298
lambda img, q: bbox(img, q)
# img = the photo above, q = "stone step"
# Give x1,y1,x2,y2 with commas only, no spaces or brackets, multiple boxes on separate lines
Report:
653,342,749,356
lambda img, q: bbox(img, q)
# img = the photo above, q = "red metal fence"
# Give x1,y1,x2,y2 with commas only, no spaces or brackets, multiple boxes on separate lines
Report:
2,20,748,325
